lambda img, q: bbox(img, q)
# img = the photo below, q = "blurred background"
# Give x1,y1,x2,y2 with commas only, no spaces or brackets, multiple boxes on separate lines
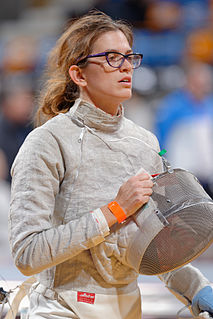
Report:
0,0,213,318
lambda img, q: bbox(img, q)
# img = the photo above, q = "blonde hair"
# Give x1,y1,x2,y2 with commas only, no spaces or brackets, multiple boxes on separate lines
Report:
35,10,133,126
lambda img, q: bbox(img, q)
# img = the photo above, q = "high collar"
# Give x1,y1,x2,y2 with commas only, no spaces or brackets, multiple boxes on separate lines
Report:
68,98,124,132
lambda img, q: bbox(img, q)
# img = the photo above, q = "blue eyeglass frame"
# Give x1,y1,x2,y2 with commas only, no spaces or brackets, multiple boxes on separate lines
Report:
76,51,143,69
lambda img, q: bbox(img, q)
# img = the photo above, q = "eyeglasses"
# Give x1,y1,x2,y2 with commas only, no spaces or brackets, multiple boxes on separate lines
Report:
76,51,143,69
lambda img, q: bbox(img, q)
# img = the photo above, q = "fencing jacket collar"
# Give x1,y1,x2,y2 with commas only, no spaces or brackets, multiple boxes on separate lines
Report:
69,98,123,132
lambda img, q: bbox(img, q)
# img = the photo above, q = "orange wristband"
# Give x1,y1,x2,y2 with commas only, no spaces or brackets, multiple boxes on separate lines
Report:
108,201,127,223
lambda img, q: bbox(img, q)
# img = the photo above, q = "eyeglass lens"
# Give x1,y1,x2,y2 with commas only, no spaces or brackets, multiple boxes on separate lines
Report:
106,53,142,69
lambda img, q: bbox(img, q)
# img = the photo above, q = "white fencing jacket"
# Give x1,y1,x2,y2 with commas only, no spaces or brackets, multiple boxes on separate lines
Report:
9,98,209,305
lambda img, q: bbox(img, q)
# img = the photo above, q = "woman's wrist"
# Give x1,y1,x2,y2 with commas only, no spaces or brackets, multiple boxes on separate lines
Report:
107,201,127,223
100,201,127,227
100,205,118,227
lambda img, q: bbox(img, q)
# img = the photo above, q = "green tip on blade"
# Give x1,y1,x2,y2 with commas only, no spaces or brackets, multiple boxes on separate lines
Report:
158,149,167,156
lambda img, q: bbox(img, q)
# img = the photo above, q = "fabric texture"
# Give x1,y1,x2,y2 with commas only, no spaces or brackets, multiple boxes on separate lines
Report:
9,98,210,317
159,265,210,311
27,283,141,319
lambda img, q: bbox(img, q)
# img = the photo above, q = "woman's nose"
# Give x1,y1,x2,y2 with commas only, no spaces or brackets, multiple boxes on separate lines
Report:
120,57,133,72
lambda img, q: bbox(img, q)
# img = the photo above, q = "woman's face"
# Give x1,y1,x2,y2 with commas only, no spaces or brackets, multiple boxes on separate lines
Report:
77,30,134,115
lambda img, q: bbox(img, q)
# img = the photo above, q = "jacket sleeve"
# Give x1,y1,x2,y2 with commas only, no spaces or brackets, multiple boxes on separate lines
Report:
9,127,109,276
158,264,210,306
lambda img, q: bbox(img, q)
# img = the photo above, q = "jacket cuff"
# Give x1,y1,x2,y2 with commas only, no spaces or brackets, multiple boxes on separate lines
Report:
159,264,210,302
92,208,110,237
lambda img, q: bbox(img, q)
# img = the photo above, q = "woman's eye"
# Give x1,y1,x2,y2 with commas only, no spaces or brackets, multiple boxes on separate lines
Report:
108,53,121,61
127,56,134,62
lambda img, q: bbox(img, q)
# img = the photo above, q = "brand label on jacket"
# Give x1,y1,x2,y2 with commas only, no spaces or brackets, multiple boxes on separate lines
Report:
77,291,95,304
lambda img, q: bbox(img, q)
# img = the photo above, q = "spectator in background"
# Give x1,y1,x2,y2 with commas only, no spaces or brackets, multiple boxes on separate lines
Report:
0,34,38,182
183,0,213,65
143,0,181,32
186,28,213,64
0,81,34,182
155,61,213,197
2,36,38,73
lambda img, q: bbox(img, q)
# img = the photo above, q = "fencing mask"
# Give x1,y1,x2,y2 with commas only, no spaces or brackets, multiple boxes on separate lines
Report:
126,158,213,276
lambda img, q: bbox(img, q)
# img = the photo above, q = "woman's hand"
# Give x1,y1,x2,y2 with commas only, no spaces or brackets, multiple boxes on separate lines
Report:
101,172,153,227
114,172,153,218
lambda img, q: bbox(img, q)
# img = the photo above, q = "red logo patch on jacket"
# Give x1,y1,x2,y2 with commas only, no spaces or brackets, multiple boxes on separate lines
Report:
77,291,95,304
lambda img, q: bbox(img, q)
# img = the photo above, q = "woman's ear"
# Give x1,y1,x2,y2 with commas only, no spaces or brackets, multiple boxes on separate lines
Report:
69,65,87,87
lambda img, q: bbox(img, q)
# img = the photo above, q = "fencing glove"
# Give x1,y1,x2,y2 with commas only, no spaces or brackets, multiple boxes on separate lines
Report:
192,286,213,317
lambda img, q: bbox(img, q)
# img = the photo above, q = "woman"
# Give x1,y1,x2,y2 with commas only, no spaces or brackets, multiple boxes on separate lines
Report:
9,11,213,319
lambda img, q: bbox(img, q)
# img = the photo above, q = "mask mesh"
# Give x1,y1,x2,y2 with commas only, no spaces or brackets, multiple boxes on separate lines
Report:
139,169,213,275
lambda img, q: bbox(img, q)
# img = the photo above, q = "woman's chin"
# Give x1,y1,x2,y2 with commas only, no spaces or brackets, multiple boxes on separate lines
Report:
120,91,132,102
